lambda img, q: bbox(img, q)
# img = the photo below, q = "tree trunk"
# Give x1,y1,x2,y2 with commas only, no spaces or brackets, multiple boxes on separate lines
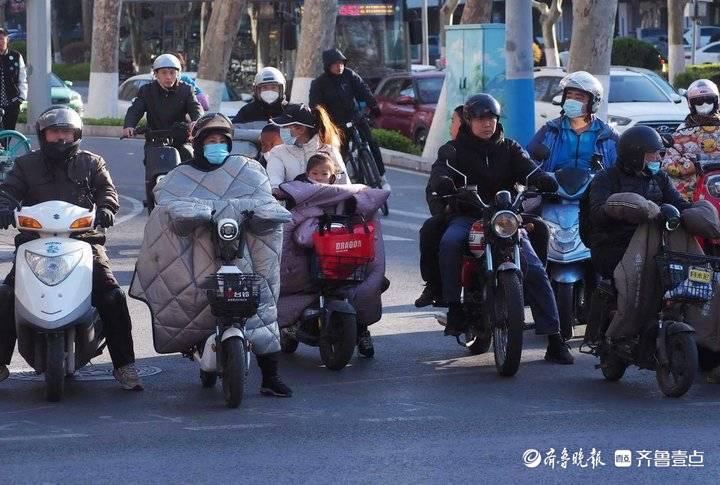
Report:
532,0,563,67
197,0,246,112
51,0,62,63
86,0,122,118
567,0,619,121
460,0,493,24
667,0,688,86
439,0,460,60
291,0,338,104
82,0,93,45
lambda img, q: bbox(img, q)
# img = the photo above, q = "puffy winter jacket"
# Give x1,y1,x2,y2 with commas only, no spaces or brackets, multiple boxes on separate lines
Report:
265,135,349,188
308,49,378,124
528,116,619,171
588,164,691,277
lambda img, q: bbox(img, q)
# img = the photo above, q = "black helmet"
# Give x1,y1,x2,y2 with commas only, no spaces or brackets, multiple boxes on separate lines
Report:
191,112,233,155
463,94,501,123
35,106,83,161
617,125,665,173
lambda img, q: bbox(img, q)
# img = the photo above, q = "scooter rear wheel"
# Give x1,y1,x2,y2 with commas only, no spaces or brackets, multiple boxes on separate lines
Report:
222,338,246,408
657,332,698,398
319,312,357,371
45,333,65,402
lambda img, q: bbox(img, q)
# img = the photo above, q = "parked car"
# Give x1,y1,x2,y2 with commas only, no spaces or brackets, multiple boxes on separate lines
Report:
687,40,720,64
373,71,445,147
534,66,688,135
684,26,720,49
20,72,83,115
117,73,250,119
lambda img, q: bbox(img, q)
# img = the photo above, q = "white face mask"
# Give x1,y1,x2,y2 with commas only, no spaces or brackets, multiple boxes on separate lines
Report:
695,102,715,115
260,90,280,104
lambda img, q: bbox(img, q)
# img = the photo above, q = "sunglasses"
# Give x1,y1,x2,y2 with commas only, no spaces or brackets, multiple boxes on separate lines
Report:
692,96,716,106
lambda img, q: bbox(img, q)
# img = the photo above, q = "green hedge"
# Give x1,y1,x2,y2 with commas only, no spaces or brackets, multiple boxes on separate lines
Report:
53,63,90,81
371,128,422,156
673,63,720,89
611,37,662,70
12,41,26,60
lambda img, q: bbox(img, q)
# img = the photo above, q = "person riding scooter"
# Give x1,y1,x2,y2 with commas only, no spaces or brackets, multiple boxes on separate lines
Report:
662,78,720,200
0,106,142,390
122,53,202,161
528,70,618,172
429,93,573,365
129,112,293,397
232,66,288,124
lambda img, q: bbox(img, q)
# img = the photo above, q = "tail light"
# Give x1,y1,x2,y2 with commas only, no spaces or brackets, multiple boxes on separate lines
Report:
468,220,486,258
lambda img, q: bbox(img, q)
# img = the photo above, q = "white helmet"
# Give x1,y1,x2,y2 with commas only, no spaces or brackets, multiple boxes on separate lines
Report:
559,70,603,114
153,53,182,72
254,67,286,103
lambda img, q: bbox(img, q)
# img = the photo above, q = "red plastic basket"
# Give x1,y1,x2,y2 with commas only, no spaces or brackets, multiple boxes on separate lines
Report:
312,216,375,280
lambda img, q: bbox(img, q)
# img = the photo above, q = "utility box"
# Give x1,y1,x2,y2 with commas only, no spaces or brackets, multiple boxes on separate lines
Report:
423,24,507,160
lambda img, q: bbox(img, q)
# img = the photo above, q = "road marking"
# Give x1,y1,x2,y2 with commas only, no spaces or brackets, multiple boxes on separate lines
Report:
384,235,414,242
523,409,606,417
360,415,447,423
387,166,430,177
184,423,276,431
116,195,144,225
388,208,430,220
0,433,89,442
382,219,420,232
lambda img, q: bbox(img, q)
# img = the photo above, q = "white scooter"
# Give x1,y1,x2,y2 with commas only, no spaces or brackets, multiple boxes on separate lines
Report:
4,196,103,402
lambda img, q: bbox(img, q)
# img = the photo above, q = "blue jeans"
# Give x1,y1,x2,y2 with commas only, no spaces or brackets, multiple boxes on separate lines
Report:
438,216,561,335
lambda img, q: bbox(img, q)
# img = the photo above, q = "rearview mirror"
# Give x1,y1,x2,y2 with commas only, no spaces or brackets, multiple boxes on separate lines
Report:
438,144,456,162
530,144,550,162
552,94,563,106
677,88,687,98
591,153,604,172
525,164,541,186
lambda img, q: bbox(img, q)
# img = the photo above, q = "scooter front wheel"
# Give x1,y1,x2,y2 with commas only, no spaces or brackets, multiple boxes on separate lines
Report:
319,312,357,371
45,333,65,402
556,282,576,341
656,331,698,398
493,271,525,377
222,338,246,408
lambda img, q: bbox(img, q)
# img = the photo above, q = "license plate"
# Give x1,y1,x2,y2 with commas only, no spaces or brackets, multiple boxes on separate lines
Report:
689,267,712,284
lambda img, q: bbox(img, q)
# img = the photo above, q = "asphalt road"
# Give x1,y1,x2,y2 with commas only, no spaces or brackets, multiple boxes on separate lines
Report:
0,137,719,483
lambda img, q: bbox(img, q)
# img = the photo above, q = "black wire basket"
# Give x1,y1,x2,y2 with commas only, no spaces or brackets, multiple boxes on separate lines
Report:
312,254,370,283
656,251,720,303
202,273,263,318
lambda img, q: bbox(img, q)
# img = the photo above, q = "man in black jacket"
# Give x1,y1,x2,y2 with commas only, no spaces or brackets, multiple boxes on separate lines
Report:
309,48,389,190
0,107,142,390
430,94,573,364
0,28,26,131
122,53,202,160
588,125,691,278
232,66,287,124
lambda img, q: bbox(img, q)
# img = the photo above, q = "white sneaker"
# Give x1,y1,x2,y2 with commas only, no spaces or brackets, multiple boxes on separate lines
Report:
380,175,391,192
113,363,144,391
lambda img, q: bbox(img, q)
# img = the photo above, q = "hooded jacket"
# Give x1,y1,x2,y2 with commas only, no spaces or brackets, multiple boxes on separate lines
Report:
308,49,378,124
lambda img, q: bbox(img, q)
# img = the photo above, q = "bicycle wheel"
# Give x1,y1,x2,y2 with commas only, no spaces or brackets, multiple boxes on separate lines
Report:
0,130,30,180
359,147,381,188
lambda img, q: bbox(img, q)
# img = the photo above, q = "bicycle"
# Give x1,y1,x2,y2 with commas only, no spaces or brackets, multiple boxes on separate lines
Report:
0,108,31,181
344,115,389,216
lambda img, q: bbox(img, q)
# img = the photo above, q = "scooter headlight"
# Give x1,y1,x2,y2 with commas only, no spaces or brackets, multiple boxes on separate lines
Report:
706,175,720,199
491,211,520,238
24,249,83,286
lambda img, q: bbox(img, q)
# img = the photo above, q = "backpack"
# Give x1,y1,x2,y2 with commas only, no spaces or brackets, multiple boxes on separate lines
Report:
578,167,620,250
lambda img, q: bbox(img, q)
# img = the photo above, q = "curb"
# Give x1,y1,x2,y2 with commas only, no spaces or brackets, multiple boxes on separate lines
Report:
16,123,432,173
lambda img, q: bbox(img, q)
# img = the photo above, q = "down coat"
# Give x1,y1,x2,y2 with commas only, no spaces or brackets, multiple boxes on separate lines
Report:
277,181,390,328
129,155,291,355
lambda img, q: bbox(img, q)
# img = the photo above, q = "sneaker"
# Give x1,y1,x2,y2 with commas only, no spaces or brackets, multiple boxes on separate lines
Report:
415,284,440,308
113,363,144,391
357,329,375,358
0,364,8,382
545,334,575,365
380,175,391,192
444,303,466,337
261,376,293,397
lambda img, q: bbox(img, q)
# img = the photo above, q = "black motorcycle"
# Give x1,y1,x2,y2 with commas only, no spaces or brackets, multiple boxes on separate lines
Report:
581,204,708,397
435,146,547,377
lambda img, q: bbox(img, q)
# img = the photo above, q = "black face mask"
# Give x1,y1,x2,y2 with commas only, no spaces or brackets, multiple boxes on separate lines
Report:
43,140,79,162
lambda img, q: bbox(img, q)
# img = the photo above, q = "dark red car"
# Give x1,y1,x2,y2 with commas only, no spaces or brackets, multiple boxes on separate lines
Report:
373,71,445,147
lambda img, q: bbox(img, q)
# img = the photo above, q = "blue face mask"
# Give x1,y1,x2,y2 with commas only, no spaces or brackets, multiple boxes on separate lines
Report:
563,99,586,119
646,160,661,175
203,143,229,165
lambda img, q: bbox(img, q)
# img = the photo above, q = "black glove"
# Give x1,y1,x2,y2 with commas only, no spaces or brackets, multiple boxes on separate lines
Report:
94,207,114,228
370,106,382,118
434,176,457,196
0,206,14,230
